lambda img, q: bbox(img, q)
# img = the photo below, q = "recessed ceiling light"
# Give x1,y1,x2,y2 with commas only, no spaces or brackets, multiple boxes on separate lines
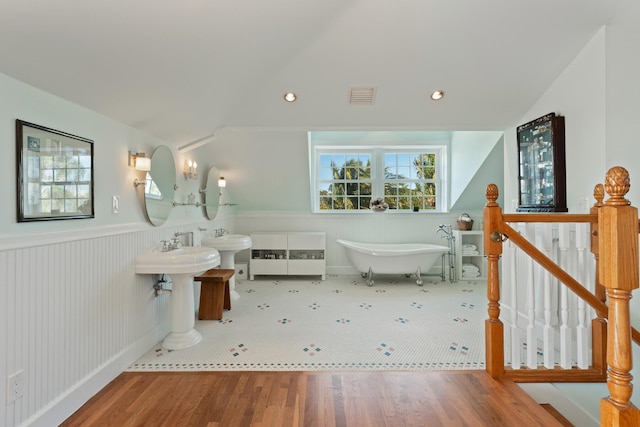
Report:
430,90,445,101
283,92,297,102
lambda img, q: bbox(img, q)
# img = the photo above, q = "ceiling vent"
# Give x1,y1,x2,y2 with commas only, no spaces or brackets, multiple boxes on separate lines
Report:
348,87,376,105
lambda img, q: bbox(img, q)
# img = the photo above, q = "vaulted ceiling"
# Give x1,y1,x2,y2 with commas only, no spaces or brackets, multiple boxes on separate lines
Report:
0,0,613,147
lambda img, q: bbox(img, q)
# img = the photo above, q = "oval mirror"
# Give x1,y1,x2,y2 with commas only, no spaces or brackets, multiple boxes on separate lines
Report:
143,145,176,226
203,166,221,220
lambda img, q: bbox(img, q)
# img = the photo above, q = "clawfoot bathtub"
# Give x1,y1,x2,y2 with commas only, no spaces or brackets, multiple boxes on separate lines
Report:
336,239,450,286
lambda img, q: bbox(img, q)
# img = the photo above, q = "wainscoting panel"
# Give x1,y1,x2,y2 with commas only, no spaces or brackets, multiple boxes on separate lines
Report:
0,220,231,427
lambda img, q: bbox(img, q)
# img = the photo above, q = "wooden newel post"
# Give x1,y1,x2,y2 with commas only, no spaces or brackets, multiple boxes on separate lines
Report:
484,183,504,378
598,167,640,426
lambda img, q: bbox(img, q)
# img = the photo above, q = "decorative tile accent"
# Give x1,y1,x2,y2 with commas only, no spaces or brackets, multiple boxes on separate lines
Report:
461,302,475,309
395,317,409,324
410,302,423,309
277,318,292,324
359,303,373,309
257,303,270,309
217,319,233,324
308,303,320,310
303,344,322,356
336,318,351,324
230,343,249,357
453,317,468,323
376,343,395,357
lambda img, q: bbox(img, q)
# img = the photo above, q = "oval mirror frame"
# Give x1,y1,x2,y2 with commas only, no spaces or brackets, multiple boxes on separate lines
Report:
143,145,176,226
203,166,221,220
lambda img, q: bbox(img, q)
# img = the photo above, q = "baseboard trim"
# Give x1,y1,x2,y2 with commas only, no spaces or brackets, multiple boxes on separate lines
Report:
25,321,169,427
518,383,599,427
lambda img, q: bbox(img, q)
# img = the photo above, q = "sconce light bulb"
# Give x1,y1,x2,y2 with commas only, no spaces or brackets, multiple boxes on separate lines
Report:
135,156,151,172
188,160,193,167
193,161,197,169
218,177,226,188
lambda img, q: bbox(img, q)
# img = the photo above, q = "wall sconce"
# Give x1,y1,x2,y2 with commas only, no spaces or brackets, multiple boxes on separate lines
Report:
129,151,150,188
218,176,226,196
183,160,198,180
129,151,151,171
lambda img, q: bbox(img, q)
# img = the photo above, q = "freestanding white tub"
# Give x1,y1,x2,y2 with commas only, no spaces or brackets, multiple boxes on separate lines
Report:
336,239,450,286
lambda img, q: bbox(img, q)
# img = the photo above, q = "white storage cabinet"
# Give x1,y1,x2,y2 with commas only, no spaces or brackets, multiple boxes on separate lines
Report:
250,232,326,280
453,230,486,281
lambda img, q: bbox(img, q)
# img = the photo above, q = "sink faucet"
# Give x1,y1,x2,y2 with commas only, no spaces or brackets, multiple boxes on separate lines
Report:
160,238,181,252
214,228,228,237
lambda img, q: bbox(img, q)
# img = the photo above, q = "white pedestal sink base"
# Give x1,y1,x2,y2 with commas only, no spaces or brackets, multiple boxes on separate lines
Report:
163,274,202,350
201,234,252,302
220,252,240,301
163,329,202,350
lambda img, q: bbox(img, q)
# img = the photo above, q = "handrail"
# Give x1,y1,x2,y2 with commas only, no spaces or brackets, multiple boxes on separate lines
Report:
502,213,597,223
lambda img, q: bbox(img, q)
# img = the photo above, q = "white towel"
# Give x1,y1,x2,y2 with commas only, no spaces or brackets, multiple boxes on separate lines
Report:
462,244,477,251
462,250,480,256
462,270,481,278
462,264,480,272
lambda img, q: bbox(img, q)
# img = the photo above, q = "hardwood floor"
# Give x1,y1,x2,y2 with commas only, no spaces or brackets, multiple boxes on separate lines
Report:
60,370,568,426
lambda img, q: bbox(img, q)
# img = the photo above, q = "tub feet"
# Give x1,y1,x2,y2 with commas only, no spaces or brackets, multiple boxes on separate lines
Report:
366,267,374,287
415,267,423,286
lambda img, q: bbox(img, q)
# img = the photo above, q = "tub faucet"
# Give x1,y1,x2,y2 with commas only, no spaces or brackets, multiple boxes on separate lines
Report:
436,224,453,240
435,224,456,283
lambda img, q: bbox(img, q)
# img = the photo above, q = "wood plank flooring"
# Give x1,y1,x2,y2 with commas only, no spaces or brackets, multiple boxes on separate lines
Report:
60,370,568,426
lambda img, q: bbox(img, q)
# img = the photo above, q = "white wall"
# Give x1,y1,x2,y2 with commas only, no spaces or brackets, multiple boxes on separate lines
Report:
503,27,607,214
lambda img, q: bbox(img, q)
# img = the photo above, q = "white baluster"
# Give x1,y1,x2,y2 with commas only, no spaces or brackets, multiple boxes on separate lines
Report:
524,224,537,368
558,223,573,369
575,222,589,368
509,230,520,369
541,223,554,369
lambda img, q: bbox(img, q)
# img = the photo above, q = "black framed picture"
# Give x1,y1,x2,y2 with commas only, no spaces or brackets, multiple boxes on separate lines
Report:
16,119,95,222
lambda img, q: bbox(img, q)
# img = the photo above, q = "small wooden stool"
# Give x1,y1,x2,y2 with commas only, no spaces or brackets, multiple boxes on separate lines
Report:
195,268,234,320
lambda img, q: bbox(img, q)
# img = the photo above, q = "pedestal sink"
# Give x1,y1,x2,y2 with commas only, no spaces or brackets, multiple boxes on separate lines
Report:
201,234,252,301
135,246,220,350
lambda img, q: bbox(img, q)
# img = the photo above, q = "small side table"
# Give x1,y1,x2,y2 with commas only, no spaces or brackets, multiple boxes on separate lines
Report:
194,268,234,320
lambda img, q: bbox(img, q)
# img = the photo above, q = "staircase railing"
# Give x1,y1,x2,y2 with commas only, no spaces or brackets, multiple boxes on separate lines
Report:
483,166,640,426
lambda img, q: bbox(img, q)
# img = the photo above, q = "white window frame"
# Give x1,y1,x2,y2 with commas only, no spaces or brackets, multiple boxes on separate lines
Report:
311,145,447,213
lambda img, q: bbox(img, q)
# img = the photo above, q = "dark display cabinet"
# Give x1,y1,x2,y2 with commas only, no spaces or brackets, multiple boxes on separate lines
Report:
517,113,567,212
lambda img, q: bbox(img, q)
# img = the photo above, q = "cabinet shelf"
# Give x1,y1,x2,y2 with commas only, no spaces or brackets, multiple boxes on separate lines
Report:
250,232,326,280
517,112,567,212
454,230,486,281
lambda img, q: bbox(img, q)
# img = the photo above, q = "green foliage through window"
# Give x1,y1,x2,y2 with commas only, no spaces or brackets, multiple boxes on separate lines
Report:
315,148,442,212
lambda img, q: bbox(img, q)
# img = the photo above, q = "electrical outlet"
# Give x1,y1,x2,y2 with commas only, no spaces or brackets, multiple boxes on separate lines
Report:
7,370,24,403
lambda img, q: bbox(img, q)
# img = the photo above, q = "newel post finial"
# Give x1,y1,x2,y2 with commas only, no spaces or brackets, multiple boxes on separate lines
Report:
593,183,605,207
485,183,499,207
604,166,631,206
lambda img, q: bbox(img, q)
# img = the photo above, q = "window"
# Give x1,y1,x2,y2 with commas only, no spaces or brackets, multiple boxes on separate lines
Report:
312,146,446,212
